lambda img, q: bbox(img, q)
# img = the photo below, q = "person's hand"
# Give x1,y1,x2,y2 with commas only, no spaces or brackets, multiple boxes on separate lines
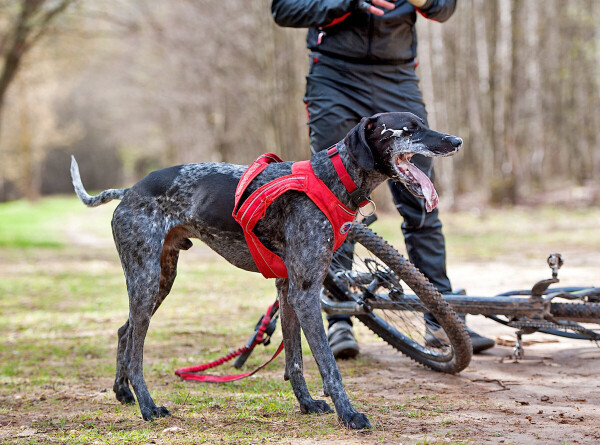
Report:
358,0,396,16
406,0,427,7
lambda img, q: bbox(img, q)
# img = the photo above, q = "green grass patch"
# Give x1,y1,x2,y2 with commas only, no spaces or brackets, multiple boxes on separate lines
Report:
1,197,598,443
0,196,86,248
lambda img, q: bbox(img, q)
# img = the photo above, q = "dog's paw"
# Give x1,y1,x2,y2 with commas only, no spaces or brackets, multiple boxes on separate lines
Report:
300,399,334,415
114,387,136,405
154,406,171,418
340,411,371,429
141,405,171,421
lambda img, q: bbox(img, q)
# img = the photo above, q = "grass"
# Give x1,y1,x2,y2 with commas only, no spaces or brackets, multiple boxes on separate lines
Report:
0,196,358,444
1,196,599,444
0,197,86,248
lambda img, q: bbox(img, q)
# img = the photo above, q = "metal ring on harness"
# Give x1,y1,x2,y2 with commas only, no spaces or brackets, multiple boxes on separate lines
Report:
358,198,376,217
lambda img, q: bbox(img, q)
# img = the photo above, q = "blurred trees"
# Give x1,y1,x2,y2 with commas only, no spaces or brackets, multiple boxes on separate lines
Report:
1,0,308,200
0,0,76,199
0,0,599,206
418,0,600,205
0,0,74,118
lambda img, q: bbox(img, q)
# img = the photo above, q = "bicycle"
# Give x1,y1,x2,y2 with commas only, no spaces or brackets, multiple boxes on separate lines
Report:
231,214,473,375
320,217,600,365
192,216,599,380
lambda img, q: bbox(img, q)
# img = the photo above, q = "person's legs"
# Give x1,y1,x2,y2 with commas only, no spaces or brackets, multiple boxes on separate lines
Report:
304,54,375,358
373,63,452,293
306,56,493,356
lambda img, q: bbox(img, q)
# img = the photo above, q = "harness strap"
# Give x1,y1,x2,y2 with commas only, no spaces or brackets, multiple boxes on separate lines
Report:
175,301,283,383
327,146,371,207
232,151,358,279
233,152,284,215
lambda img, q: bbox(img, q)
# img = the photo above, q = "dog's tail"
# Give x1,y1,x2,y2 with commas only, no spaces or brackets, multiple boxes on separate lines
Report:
70,155,128,207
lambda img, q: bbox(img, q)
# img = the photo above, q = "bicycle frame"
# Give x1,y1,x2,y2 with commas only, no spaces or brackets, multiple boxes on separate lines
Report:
321,292,547,318
322,251,600,359
322,287,600,322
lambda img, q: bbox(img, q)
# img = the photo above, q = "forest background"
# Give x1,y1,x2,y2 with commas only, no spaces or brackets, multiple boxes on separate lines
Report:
0,0,599,209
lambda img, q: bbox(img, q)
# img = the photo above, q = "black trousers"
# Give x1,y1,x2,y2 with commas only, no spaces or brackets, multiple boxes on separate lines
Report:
304,53,451,327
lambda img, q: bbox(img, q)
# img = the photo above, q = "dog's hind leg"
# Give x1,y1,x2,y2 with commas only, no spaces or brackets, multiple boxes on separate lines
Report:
122,284,170,421
278,278,334,415
111,206,183,421
113,226,190,407
114,320,135,404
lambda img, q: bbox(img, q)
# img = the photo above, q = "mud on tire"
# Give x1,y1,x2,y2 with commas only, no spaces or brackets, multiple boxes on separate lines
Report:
325,223,472,373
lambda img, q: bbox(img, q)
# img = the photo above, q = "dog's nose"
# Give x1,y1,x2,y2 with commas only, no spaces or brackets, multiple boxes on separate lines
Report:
444,135,463,149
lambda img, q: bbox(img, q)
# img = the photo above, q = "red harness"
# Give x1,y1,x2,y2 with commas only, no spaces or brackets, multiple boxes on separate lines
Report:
232,149,360,279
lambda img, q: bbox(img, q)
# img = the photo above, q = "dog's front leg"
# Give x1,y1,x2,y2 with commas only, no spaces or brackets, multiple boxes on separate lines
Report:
285,274,371,429
277,278,334,415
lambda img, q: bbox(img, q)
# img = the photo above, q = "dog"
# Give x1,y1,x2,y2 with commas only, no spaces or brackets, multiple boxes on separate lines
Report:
70,112,461,429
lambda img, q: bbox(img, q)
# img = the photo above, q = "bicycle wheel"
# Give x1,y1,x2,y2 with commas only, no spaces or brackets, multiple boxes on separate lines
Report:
325,223,472,373
547,300,600,340
490,288,600,340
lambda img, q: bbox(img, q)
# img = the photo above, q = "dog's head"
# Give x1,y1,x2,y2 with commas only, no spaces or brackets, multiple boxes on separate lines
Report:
343,112,462,212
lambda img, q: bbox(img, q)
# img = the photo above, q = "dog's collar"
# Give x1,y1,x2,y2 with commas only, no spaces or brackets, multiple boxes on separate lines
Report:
327,145,371,208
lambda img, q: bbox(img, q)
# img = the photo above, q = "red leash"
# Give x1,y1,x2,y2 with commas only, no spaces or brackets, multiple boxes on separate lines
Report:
174,301,284,383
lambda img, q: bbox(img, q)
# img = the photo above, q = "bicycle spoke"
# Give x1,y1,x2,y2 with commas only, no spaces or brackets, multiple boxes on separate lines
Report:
327,224,472,372
331,242,451,355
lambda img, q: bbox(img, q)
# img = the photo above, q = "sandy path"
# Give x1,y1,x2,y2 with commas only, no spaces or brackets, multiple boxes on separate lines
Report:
51,209,600,443
343,254,600,444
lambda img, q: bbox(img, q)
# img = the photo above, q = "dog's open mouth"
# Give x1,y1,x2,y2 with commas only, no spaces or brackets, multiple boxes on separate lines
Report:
395,154,439,212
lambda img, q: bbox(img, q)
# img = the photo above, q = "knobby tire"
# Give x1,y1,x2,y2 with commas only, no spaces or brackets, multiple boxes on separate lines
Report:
550,302,600,322
548,301,600,339
329,223,472,374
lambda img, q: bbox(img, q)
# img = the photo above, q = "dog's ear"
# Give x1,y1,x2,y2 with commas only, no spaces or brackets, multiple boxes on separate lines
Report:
344,115,379,171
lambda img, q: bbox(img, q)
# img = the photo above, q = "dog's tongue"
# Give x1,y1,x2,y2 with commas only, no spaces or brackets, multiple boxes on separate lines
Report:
405,162,439,212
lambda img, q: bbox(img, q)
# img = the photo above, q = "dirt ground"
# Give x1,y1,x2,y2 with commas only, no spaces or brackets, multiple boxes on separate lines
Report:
2,206,600,444
351,314,600,444
347,254,600,444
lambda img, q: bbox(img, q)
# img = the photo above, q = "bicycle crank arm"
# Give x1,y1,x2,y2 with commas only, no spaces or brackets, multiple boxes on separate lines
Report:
320,292,369,315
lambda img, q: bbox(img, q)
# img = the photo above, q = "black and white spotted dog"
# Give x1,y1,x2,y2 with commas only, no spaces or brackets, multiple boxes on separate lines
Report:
71,112,461,429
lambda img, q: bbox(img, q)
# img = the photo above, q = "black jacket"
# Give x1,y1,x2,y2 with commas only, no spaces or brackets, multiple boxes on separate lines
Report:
272,0,457,64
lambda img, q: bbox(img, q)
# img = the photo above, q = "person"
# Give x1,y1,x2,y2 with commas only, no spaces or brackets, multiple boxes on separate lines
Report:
271,0,495,357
